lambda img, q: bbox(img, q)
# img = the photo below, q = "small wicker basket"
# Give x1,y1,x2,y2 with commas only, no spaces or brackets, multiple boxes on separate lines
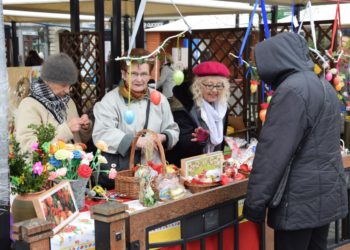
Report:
115,129,166,199
184,181,220,194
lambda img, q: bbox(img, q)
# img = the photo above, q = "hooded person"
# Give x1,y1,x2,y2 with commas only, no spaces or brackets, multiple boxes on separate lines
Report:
243,32,348,250
166,61,230,167
15,53,92,152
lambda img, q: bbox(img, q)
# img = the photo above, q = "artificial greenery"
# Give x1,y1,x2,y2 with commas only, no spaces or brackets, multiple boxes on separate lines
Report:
9,123,56,195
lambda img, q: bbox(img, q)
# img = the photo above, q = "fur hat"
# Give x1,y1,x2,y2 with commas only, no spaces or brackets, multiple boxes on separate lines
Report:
192,61,230,78
40,53,78,85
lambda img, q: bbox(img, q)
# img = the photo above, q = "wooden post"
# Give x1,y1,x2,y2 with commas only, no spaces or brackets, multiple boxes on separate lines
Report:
91,201,129,250
12,218,52,250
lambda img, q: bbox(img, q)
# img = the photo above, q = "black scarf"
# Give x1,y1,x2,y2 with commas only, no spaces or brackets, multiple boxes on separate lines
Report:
29,79,70,124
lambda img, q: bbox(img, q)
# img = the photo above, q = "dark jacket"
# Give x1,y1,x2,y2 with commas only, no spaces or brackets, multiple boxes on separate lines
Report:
243,32,348,230
166,97,205,167
166,96,227,167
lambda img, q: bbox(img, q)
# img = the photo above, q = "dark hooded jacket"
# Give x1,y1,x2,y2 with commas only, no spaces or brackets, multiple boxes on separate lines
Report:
243,32,348,230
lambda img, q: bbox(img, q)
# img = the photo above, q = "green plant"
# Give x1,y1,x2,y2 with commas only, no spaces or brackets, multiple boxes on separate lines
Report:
9,124,56,195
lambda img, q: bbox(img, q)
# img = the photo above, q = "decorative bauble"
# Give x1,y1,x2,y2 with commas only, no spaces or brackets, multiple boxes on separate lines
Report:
314,64,322,75
333,75,341,86
250,80,259,94
267,90,274,103
330,68,338,75
325,72,333,81
335,84,342,92
124,109,135,124
267,96,272,103
150,90,161,105
259,103,269,123
173,70,184,85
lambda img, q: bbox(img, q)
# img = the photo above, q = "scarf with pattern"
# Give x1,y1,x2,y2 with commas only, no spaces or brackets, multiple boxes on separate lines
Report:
29,79,70,124
119,81,147,100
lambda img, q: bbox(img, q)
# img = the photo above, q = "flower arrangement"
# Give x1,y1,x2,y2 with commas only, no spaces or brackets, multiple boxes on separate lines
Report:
47,140,116,181
9,124,56,194
9,123,117,195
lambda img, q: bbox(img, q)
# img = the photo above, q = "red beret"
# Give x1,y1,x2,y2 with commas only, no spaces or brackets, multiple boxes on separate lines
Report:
192,61,230,78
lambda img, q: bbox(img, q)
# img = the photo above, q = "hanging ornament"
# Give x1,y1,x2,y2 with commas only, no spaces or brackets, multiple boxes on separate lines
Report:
124,109,135,124
314,64,322,75
266,90,274,103
250,80,259,94
333,75,341,86
259,103,269,123
325,72,333,81
173,70,184,85
150,90,161,105
330,68,338,75
335,84,342,92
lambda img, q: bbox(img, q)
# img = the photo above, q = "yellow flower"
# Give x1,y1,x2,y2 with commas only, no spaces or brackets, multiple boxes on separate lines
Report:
58,140,66,149
96,141,108,152
19,175,25,185
55,149,71,160
97,155,108,164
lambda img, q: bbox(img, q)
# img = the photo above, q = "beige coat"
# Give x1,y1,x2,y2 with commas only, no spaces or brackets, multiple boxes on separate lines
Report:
15,97,92,152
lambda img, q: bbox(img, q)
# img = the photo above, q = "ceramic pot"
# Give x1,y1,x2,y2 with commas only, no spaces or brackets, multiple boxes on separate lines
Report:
12,190,45,223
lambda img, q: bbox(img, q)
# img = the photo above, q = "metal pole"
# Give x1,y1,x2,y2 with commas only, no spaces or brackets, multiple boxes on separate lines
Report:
235,14,240,28
11,21,19,66
134,0,145,48
111,0,122,89
271,5,278,25
123,15,130,52
95,0,105,96
70,0,80,32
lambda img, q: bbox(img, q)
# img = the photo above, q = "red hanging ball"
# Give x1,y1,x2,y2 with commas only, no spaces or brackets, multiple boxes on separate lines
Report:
150,90,161,105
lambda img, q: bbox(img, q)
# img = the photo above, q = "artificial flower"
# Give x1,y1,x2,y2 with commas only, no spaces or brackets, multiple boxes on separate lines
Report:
48,171,59,181
83,152,94,162
49,156,61,168
97,155,107,164
31,142,39,151
72,150,81,159
96,141,108,152
77,164,93,178
108,168,117,179
33,162,43,175
54,149,71,160
56,167,67,177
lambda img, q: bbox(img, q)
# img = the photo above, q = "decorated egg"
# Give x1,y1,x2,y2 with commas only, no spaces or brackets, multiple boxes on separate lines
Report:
250,80,259,94
124,109,135,124
173,70,184,85
150,90,161,105
333,75,341,86
330,68,338,75
314,64,322,75
335,84,342,92
259,103,269,123
325,72,333,81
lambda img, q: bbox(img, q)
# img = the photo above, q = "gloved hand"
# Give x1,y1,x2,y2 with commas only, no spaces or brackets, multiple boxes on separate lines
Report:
191,127,209,142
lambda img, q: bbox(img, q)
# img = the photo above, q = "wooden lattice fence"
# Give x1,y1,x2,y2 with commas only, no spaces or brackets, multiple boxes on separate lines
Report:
59,31,105,115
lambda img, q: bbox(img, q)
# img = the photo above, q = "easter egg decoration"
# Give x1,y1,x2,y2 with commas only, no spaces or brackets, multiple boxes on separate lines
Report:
325,72,333,81
124,109,135,124
314,64,322,75
150,90,161,105
173,70,184,85
330,68,338,75
266,90,274,103
335,84,342,92
250,80,259,94
259,103,269,123
333,75,341,86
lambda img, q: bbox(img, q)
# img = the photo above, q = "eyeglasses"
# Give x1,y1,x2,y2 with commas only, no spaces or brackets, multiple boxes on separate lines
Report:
126,71,150,80
201,82,225,90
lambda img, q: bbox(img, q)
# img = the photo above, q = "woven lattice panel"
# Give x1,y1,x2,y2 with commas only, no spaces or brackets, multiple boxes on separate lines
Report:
262,20,335,68
187,28,253,120
59,31,105,115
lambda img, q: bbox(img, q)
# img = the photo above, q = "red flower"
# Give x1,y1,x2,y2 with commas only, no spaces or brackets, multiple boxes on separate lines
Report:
77,164,92,178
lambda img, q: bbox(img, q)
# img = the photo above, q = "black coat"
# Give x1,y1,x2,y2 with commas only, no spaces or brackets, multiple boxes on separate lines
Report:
243,32,348,230
166,97,205,167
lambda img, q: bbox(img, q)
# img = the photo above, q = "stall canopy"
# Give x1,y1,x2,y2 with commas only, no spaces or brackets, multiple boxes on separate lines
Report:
3,0,260,23
222,0,350,6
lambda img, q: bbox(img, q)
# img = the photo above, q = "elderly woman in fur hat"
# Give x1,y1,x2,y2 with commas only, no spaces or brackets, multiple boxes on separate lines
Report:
15,53,92,152
166,61,230,167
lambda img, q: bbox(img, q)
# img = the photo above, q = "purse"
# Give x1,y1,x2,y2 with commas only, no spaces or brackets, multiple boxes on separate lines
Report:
269,81,327,208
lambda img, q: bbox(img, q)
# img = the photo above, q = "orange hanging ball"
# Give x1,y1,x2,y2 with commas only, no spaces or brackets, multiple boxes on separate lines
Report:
335,83,342,92
150,90,161,105
259,103,269,123
333,75,341,86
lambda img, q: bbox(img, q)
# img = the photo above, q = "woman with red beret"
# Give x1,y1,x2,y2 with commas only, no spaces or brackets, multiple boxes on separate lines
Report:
166,61,230,166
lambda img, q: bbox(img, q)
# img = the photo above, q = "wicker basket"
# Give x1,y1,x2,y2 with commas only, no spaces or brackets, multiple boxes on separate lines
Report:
115,129,166,199
184,181,220,194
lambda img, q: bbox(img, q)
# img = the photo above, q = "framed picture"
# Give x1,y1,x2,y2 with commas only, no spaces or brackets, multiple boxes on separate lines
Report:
33,180,79,234
181,151,224,179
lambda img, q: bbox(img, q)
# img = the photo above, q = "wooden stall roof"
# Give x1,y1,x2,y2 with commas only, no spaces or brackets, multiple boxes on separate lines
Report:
3,0,261,23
